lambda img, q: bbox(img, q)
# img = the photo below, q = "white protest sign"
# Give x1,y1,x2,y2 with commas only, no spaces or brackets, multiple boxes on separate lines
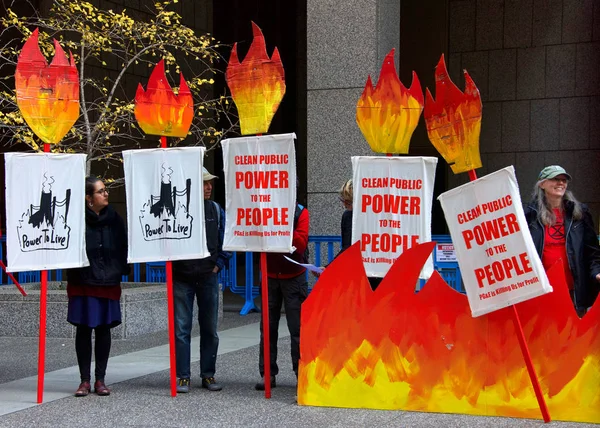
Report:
352,156,437,278
221,133,296,252
438,166,552,317
4,153,88,272
123,147,209,263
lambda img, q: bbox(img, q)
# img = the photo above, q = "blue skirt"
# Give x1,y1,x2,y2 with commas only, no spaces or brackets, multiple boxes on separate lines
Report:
67,296,122,329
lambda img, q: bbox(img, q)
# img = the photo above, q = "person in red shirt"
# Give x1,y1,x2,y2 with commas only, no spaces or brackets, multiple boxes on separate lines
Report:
255,201,309,390
525,165,600,317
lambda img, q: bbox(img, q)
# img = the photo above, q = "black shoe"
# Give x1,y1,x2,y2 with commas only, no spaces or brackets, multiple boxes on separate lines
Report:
202,377,222,391
255,375,276,391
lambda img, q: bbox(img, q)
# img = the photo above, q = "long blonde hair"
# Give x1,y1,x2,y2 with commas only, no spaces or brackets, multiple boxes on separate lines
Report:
532,180,583,225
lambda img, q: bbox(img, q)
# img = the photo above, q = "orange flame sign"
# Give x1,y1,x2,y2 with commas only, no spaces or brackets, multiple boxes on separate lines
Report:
299,242,600,423
356,49,423,154
15,28,79,145
134,60,194,138
424,55,482,174
225,22,285,136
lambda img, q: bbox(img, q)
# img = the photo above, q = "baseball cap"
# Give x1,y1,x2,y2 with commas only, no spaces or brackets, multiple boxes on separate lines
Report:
203,167,218,181
538,165,572,181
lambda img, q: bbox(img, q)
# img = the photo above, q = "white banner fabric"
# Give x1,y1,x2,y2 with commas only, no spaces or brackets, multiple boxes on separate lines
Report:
221,133,296,253
123,147,209,263
438,166,552,317
351,156,438,279
4,153,88,272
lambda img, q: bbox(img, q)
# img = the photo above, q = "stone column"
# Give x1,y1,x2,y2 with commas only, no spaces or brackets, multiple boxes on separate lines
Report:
306,0,400,236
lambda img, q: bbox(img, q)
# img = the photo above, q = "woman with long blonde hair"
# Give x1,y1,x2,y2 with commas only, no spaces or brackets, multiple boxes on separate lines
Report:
524,166,600,316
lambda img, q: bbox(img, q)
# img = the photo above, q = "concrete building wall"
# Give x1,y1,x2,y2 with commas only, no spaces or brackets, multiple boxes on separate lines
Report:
446,0,600,221
307,0,600,236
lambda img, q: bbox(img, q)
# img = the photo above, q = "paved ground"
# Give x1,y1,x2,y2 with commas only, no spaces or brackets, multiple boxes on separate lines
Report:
0,294,596,427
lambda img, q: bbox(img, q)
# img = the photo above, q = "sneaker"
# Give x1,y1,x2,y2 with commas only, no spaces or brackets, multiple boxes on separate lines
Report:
202,377,222,391
255,375,276,391
177,378,190,393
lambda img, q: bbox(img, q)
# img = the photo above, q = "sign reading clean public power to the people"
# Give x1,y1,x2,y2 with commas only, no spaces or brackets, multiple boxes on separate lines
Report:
221,133,296,252
438,166,552,317
352,156,438,279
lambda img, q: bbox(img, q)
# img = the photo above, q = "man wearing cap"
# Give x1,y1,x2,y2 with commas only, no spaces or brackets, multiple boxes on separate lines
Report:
525,165,600,316
172,166,231,393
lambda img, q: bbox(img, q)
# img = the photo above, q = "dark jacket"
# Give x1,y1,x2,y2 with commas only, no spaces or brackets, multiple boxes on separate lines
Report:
172,199,231,282
340,209,352,253
524,200,600,309
329,209,352,264
67,205,128,286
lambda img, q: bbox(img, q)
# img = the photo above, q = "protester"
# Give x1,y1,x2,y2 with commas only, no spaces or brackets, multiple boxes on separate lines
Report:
255,200,309,390
525,165,600,316
67,176,128,397
325,179,382,290
172,167,231,393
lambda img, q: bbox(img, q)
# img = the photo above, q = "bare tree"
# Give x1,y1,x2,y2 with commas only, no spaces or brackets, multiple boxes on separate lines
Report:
0,0,237,179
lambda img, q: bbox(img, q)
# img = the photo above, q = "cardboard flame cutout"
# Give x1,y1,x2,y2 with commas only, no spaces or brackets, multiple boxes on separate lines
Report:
134,60,194,138
424,55,482,174
299,242,600,423
356,49,423,154
15,28,79,145
225,22,286,136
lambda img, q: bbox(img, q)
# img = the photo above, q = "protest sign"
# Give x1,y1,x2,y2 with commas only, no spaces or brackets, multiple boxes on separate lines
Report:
123,147,209,263
438,166,552,317
221,133,296,252
352,156,437,278
4,153,88,272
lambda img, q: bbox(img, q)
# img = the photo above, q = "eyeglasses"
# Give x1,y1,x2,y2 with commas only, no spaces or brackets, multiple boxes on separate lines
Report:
95,188,109,195
549,177,568,184
339,197,352,204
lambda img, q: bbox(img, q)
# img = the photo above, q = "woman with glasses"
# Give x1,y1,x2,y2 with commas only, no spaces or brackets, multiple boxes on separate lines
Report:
67,176,128,396
525,165,600,317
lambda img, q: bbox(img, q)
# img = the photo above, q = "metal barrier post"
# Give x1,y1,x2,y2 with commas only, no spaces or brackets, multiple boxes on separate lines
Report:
240,252,258,315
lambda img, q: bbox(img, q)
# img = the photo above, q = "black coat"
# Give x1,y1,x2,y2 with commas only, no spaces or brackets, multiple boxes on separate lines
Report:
67,205,128,286
172,199,225,282
524,200,600,309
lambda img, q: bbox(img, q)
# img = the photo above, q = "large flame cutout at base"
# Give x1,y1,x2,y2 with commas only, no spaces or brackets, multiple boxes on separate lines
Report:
134,60,194,138
225,22,285,136
15,28,79,145
356,49,423,154
424,55,482,174
299,242,600,423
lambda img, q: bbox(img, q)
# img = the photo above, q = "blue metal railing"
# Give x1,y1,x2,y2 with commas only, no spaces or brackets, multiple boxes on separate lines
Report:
0,234,465,314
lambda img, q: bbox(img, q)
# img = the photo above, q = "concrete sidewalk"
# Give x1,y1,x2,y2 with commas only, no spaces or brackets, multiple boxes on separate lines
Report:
0,311,594,427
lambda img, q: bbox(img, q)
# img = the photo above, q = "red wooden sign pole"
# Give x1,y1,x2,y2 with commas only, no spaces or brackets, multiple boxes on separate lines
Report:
160,136,177,397
37,142,50,404
467,169,550,423
260,252,271,398
255,131,271,399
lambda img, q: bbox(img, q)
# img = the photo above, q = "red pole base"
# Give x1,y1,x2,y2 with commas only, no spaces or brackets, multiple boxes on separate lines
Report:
166,262,177,397
511,306,551,422
37,269,48,404
260,252,271,398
